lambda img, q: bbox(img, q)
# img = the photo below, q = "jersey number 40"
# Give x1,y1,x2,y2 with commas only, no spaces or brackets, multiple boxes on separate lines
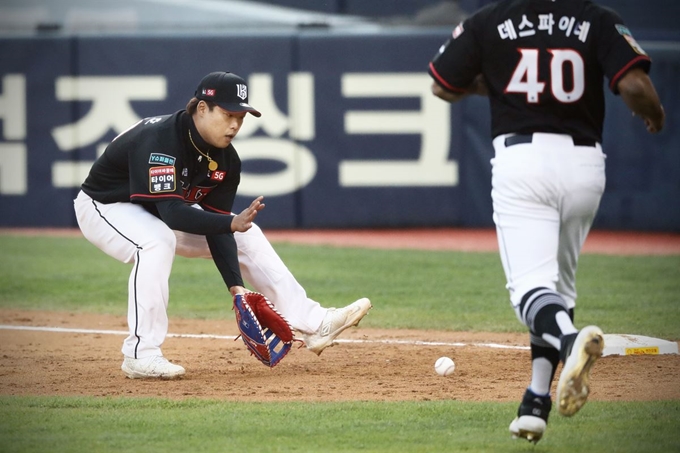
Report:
505,48,585,104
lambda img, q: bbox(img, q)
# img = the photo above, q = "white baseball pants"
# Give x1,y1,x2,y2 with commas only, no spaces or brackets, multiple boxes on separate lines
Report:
74,190,326,359
490,133,606,318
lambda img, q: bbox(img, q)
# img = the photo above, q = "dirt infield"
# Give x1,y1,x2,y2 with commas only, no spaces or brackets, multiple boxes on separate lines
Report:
5,227,680,255
264,228,680,255
1,309,679,403
1,228,679,403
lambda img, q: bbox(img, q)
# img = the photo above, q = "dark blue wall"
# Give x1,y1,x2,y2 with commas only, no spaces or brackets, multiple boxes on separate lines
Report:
0,32,677,231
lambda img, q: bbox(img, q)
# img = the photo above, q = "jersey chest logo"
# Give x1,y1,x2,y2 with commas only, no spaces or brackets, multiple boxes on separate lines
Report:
149,166,176,193
148,153,176,166
183,185,215,203
211,170,226,181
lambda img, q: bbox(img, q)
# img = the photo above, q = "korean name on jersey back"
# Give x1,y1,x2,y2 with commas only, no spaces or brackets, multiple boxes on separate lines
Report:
497,12,591,43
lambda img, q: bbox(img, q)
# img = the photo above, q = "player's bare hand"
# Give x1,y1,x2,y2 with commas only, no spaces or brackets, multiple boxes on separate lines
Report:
231,196,265,233
644,105,665,134
229,285,247,297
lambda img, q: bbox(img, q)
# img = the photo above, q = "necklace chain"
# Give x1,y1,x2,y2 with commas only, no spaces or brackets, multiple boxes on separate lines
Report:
188,130,218,171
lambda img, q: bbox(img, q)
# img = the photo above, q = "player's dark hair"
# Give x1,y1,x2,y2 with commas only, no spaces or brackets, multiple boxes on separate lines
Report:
186,97,217,115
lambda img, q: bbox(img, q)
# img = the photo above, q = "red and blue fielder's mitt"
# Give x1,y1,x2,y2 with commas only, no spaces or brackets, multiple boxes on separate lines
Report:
233,291,294,367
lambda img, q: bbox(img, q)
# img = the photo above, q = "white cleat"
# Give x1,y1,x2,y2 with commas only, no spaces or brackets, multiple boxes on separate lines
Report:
121,355,186,380
557,325,604,416
302,298,372,355
509,416,546,444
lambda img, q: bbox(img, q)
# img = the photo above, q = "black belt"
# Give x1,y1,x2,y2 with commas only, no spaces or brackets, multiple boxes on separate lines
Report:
504,134,597,148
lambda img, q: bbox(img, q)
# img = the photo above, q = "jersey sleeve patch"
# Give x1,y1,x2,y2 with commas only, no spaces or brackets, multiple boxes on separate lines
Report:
452,22,465,39
616,24,647,55
149,165,176,193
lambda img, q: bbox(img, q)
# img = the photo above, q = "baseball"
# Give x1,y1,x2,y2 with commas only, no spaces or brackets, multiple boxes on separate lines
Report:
434,356,455,376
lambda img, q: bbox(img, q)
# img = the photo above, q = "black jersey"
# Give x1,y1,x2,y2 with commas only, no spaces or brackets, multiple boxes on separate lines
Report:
81,110,247,287
429,0,651,142
82,111,240,213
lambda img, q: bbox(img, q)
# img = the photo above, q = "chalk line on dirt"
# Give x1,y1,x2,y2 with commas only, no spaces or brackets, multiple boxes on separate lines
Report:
5,324,675,356
0,324,529,351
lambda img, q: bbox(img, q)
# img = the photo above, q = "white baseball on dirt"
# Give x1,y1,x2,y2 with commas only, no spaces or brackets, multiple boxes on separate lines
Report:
434,356,455,376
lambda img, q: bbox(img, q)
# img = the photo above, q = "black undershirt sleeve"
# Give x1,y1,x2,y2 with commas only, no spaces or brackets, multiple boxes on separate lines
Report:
155,199,233,235
153,199,243,288
206,234,244,289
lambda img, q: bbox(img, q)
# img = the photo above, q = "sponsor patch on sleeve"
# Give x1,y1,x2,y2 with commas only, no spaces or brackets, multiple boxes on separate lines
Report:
615,24,631,36
452,22,465,39
149,165,176,193
616,24,647,55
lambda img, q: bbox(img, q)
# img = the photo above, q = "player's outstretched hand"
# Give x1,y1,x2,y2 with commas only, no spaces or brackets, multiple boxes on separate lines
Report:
231,196,265,233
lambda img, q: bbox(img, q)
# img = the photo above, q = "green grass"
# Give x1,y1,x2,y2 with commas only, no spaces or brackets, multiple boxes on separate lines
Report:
1,234,679,453
0,235,678,338
1,397,679,453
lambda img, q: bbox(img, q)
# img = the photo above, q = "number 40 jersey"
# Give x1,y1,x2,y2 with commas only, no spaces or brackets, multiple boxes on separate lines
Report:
428,0,651,143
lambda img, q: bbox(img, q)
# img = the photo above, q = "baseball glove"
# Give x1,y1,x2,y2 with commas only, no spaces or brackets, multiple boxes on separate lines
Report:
233,291,294,367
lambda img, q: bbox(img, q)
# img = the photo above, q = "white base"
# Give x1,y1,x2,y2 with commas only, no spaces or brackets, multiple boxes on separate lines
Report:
603,334,679,357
